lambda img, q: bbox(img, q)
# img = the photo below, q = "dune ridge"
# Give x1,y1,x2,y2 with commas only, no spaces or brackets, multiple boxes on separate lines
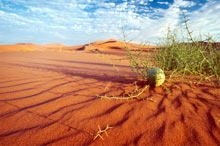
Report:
42,43,67,49
0,39,157,53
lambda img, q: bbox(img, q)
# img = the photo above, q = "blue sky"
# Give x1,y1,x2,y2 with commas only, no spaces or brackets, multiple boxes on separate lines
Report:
0,0,219,45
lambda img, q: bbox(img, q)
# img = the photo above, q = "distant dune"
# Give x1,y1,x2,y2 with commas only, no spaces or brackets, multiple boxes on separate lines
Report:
1,40,219,53
0,39,158,53
0,43,64,52
42,43,67,49
0,43,46,52
68,39,157,52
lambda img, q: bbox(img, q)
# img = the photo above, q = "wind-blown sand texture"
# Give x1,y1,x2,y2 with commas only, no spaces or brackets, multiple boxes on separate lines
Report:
0,40,220,146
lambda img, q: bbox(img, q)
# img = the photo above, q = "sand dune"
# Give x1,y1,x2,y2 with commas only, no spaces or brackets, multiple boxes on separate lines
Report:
0,41,220,146
73,39,157,52
0,44,44,52
42,43,67,50
0,43,67,52
0,39,157,54
58,39,158,56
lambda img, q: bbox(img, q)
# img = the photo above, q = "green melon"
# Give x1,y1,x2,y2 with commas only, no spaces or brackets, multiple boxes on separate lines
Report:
147,68,165,87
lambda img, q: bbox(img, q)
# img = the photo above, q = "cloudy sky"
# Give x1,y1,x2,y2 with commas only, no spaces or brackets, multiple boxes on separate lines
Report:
0,0,219,45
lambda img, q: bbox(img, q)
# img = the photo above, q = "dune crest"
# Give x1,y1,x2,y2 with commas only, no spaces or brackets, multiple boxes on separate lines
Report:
0,39,158,54
42,43,67,49
61,39,158,55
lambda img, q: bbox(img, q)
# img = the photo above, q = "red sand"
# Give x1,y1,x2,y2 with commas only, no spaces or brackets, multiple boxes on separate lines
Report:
0,40,220,146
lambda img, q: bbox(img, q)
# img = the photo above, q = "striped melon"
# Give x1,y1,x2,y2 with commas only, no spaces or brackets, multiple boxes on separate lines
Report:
147,68,165,87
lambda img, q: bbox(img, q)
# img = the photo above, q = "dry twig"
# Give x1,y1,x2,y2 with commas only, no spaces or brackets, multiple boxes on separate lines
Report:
93,124,113,141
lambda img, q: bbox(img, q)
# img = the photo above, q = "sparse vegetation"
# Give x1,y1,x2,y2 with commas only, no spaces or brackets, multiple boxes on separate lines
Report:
155,11,220,86
97,83,156,102
125,11,220,87
122,31,153,80
97,11,220,101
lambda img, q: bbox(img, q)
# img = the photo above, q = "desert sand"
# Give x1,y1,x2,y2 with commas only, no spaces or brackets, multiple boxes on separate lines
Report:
0,40,220,146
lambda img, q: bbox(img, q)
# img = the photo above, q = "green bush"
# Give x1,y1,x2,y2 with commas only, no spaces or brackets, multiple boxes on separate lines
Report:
126,12,220,86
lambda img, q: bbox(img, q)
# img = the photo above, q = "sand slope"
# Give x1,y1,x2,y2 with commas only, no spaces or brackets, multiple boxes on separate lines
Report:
42,43,67,49
58,39,157,55
0,43,45,52
0,44,220,146
0,43,68,52
0,39,157,54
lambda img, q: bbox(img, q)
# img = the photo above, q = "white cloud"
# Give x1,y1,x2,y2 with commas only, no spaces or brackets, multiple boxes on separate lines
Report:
139,0,145,5
173,0,196,8
127,0,220,43
0,0,219,45
188,0,220,40
0,10,44,26
158,2,169,5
